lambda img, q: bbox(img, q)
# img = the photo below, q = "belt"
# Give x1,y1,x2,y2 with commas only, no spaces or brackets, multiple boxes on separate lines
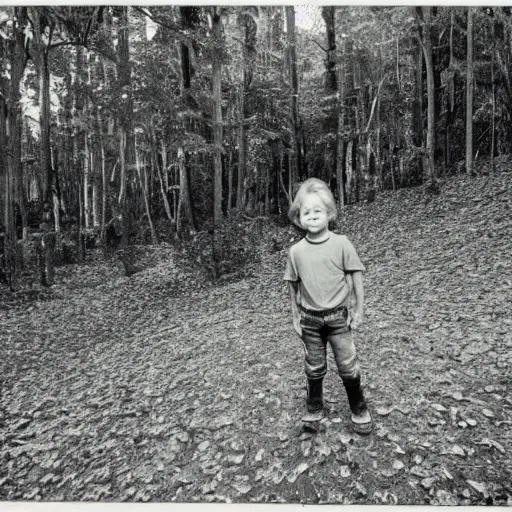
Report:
299,304,347,318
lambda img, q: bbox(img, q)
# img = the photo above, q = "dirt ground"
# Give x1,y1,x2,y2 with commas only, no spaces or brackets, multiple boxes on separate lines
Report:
1,170,511,504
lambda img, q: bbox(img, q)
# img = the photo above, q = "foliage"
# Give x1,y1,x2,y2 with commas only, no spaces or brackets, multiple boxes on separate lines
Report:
2,5,512,282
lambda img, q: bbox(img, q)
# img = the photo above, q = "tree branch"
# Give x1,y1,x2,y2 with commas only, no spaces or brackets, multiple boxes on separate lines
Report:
132,6,181,33
364,76,386,133
312,38,328,53
82,9,96,47
49,40,83,50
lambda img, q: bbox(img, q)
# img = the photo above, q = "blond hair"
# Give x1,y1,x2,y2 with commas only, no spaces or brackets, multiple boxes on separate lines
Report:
288,178,337,228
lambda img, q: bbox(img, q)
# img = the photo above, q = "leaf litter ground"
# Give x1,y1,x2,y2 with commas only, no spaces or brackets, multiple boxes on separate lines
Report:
1,170,511,504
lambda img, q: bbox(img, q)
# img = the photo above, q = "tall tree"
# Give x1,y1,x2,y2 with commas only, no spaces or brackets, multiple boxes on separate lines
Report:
3,7,29,288
29,9,52,206
116,6,135,246
286,6,301,182
416,6,437,186
236,8,257,210
212,7,224,272
177,6,200,237
466,7,474,175
322,7,339,202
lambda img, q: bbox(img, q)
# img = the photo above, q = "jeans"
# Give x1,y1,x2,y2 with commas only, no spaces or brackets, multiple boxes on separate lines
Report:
299,306,367,414
299,306,360,381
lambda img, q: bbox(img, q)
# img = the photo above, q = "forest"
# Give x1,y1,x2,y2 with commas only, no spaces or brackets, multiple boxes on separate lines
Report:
1,5,512,506
1,5,511,286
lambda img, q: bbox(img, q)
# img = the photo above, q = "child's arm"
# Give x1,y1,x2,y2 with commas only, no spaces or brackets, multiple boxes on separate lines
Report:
349,270,364,330
288,281,302,337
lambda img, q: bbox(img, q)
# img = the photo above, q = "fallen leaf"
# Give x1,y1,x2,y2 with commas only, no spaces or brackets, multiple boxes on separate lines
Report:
467,480,488,495
227,454,244,465
482,408,495,418
197,441,210,452
466,418,477,427
287,462,309,483
271,469,286,485
176,431,189,443
441,467,453,480
421,477,436,490
410,466,429,478
392,460,404,470
431,403,448,412
451,445,465,457
255,449,264,462
339,465,351,478
354,481,367,497
232,482,251,494
413,454,424,465
376,406,394,416
435,489,458,505
315,439,332,458
339,433,352,445
480,438,506,453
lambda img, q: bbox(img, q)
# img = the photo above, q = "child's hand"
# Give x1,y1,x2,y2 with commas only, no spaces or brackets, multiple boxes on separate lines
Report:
293,314,302,337
349,309,364,330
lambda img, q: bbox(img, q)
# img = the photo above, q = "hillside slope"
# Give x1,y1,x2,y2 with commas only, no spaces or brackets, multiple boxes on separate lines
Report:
1,169,511,504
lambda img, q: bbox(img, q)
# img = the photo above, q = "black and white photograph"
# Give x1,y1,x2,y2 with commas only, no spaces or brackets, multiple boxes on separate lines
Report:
1,2,511,507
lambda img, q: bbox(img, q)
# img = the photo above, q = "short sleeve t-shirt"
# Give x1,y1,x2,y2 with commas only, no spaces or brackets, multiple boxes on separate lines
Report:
283,233,365,311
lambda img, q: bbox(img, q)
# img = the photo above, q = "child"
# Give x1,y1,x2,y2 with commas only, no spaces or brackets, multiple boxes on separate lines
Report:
283,178,372,435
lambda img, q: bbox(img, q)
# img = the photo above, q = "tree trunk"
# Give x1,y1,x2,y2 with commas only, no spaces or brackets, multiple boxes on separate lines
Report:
419,7,437,185
465,6,474,175
117,6,135,247
0,84,7,230
286,6,301,183
413,37,424,151
237,10,257,210
177,7,199,233
83,132,91,229
345,140,354,203
396,37,401,92
336,36,346,207
322,6,338,200
156,140,172,221
237,88,247,211
135,136,158,244
322,7,337,91
227,150,233,216
30,9,53,205
39,53,52,205
77,182,85,262
4,7,28,289
446,8,455,168
376,42,383,192
97,107,107,240
491,48,495,171
176,148,194,238
212,8,224,274
92,172,100,228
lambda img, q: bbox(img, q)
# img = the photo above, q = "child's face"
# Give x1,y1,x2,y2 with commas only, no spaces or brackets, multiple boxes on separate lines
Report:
299,194,329,235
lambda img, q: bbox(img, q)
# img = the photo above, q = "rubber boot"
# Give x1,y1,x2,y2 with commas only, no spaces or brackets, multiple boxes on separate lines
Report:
306,378,324,413
342,375,368,415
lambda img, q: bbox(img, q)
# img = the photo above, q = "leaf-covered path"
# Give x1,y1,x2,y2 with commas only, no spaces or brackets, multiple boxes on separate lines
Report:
1,171,512,504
